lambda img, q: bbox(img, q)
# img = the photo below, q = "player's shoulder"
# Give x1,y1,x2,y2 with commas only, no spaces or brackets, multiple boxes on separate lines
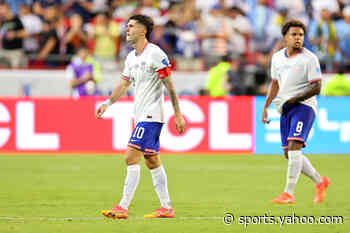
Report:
301,48,319,61
125,49,136,63
148,43,167,55
271,48,286,63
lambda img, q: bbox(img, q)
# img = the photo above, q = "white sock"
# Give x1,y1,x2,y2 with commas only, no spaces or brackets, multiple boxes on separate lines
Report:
150,165,172,209
301,155,321,184
284,150,303,195
119,164,140,210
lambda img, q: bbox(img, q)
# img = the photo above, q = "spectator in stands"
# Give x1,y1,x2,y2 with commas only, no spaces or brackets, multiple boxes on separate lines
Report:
335,5,350,68
37,4,61,66
133,0,161,19
18,4,42,55
308,5,338,71
112,0,137,21
175,12,201,62
312,0,340,21
226,6,252,57
88,11,120,70
248,0,276,53
7,0,30,16
323,65,350,96
161,1,201,70
63,13,88,62
199,3,231,69
205,54,231,97
32,0,62,17
274,0,308,21
223,54,252,95
0,2,27,68
63,0,93,23
227,0,251,13
65,45,100,97
254,7,288,68
91,0,108,15
162,2,182,57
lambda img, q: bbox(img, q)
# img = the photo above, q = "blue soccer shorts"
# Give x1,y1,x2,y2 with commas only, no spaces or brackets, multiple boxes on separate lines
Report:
280,103,315,148
128,121,164,156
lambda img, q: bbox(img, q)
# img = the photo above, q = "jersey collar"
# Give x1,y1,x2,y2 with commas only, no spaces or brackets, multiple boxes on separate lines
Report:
284,48,303,58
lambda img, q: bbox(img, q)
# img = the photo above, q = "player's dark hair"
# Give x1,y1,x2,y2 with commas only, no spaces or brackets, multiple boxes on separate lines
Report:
76,42,89,51
281,19,307,36
0,1,9,7
129,14,154,40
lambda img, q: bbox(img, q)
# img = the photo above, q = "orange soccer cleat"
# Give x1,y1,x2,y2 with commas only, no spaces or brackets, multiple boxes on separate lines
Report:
314,176,330,203
271,192,295,204
101,205,128,219
144,207,175,218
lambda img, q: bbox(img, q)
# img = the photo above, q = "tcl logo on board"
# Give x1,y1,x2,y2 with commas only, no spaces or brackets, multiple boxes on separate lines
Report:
0,97,254,153
0,102,59,150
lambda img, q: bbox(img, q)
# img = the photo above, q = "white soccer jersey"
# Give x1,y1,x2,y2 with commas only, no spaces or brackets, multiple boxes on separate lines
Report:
270,47,322,114
122,43,170,124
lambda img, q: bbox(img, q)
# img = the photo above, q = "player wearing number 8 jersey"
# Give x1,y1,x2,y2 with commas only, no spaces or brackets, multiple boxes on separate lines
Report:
262,19,330,204
96,14,186,219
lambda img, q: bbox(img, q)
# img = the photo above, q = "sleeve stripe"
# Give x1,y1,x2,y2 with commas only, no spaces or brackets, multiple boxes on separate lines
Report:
287,137,304,142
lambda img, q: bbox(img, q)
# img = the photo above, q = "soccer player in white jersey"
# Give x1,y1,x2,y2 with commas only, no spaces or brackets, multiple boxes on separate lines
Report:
262,19,330,204
96,14,186,218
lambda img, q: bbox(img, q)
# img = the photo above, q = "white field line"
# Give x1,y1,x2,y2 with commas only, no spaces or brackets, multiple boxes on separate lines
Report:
0,216,222,222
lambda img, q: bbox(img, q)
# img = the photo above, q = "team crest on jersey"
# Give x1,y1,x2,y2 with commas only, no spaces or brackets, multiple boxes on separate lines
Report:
162,58,169,67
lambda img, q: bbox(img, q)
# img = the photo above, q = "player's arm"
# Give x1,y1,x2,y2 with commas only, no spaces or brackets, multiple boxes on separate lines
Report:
108,78,131,103
262,79,279,124
70,73,93,88
286,80,321,104
95,78,131,119
161,76,186,134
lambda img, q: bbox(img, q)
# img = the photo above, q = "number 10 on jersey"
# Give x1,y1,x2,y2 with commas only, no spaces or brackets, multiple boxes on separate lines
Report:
133,126,145,139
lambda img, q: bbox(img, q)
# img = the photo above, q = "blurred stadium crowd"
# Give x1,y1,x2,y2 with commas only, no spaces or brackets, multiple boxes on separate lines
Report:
1,0,350,96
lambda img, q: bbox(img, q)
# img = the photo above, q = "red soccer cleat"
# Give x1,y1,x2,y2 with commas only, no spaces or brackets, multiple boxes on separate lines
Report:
314,176,330,203
144,207,175,218
101,205,128,219
271,192,295,204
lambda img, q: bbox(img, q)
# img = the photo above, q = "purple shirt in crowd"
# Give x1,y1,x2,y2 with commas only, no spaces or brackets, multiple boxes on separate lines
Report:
66,58,96,97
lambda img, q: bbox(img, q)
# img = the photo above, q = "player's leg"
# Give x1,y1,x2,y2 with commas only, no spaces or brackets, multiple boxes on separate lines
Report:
145,155,172,209
283,148,288,159
101,147,142,219
283,141,324,198
301,154,322,185
271,140,302,204
144,154,174,218
272,107,297,204
283,140,303,196
292,105,330,203
301,154,330,203
101,124,145,220
118,147,143,209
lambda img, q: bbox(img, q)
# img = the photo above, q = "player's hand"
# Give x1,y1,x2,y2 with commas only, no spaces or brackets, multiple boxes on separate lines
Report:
6,31,16,40
96,104,108,119
286,97,298,104
174,114,186,134
261,108,269,124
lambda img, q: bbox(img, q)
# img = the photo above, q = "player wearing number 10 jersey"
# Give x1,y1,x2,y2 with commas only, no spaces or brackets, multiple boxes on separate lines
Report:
262,19,330,204
96,14,186,219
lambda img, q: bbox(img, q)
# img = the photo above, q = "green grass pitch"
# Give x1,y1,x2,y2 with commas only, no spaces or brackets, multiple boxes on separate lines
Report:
0,154,348,233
